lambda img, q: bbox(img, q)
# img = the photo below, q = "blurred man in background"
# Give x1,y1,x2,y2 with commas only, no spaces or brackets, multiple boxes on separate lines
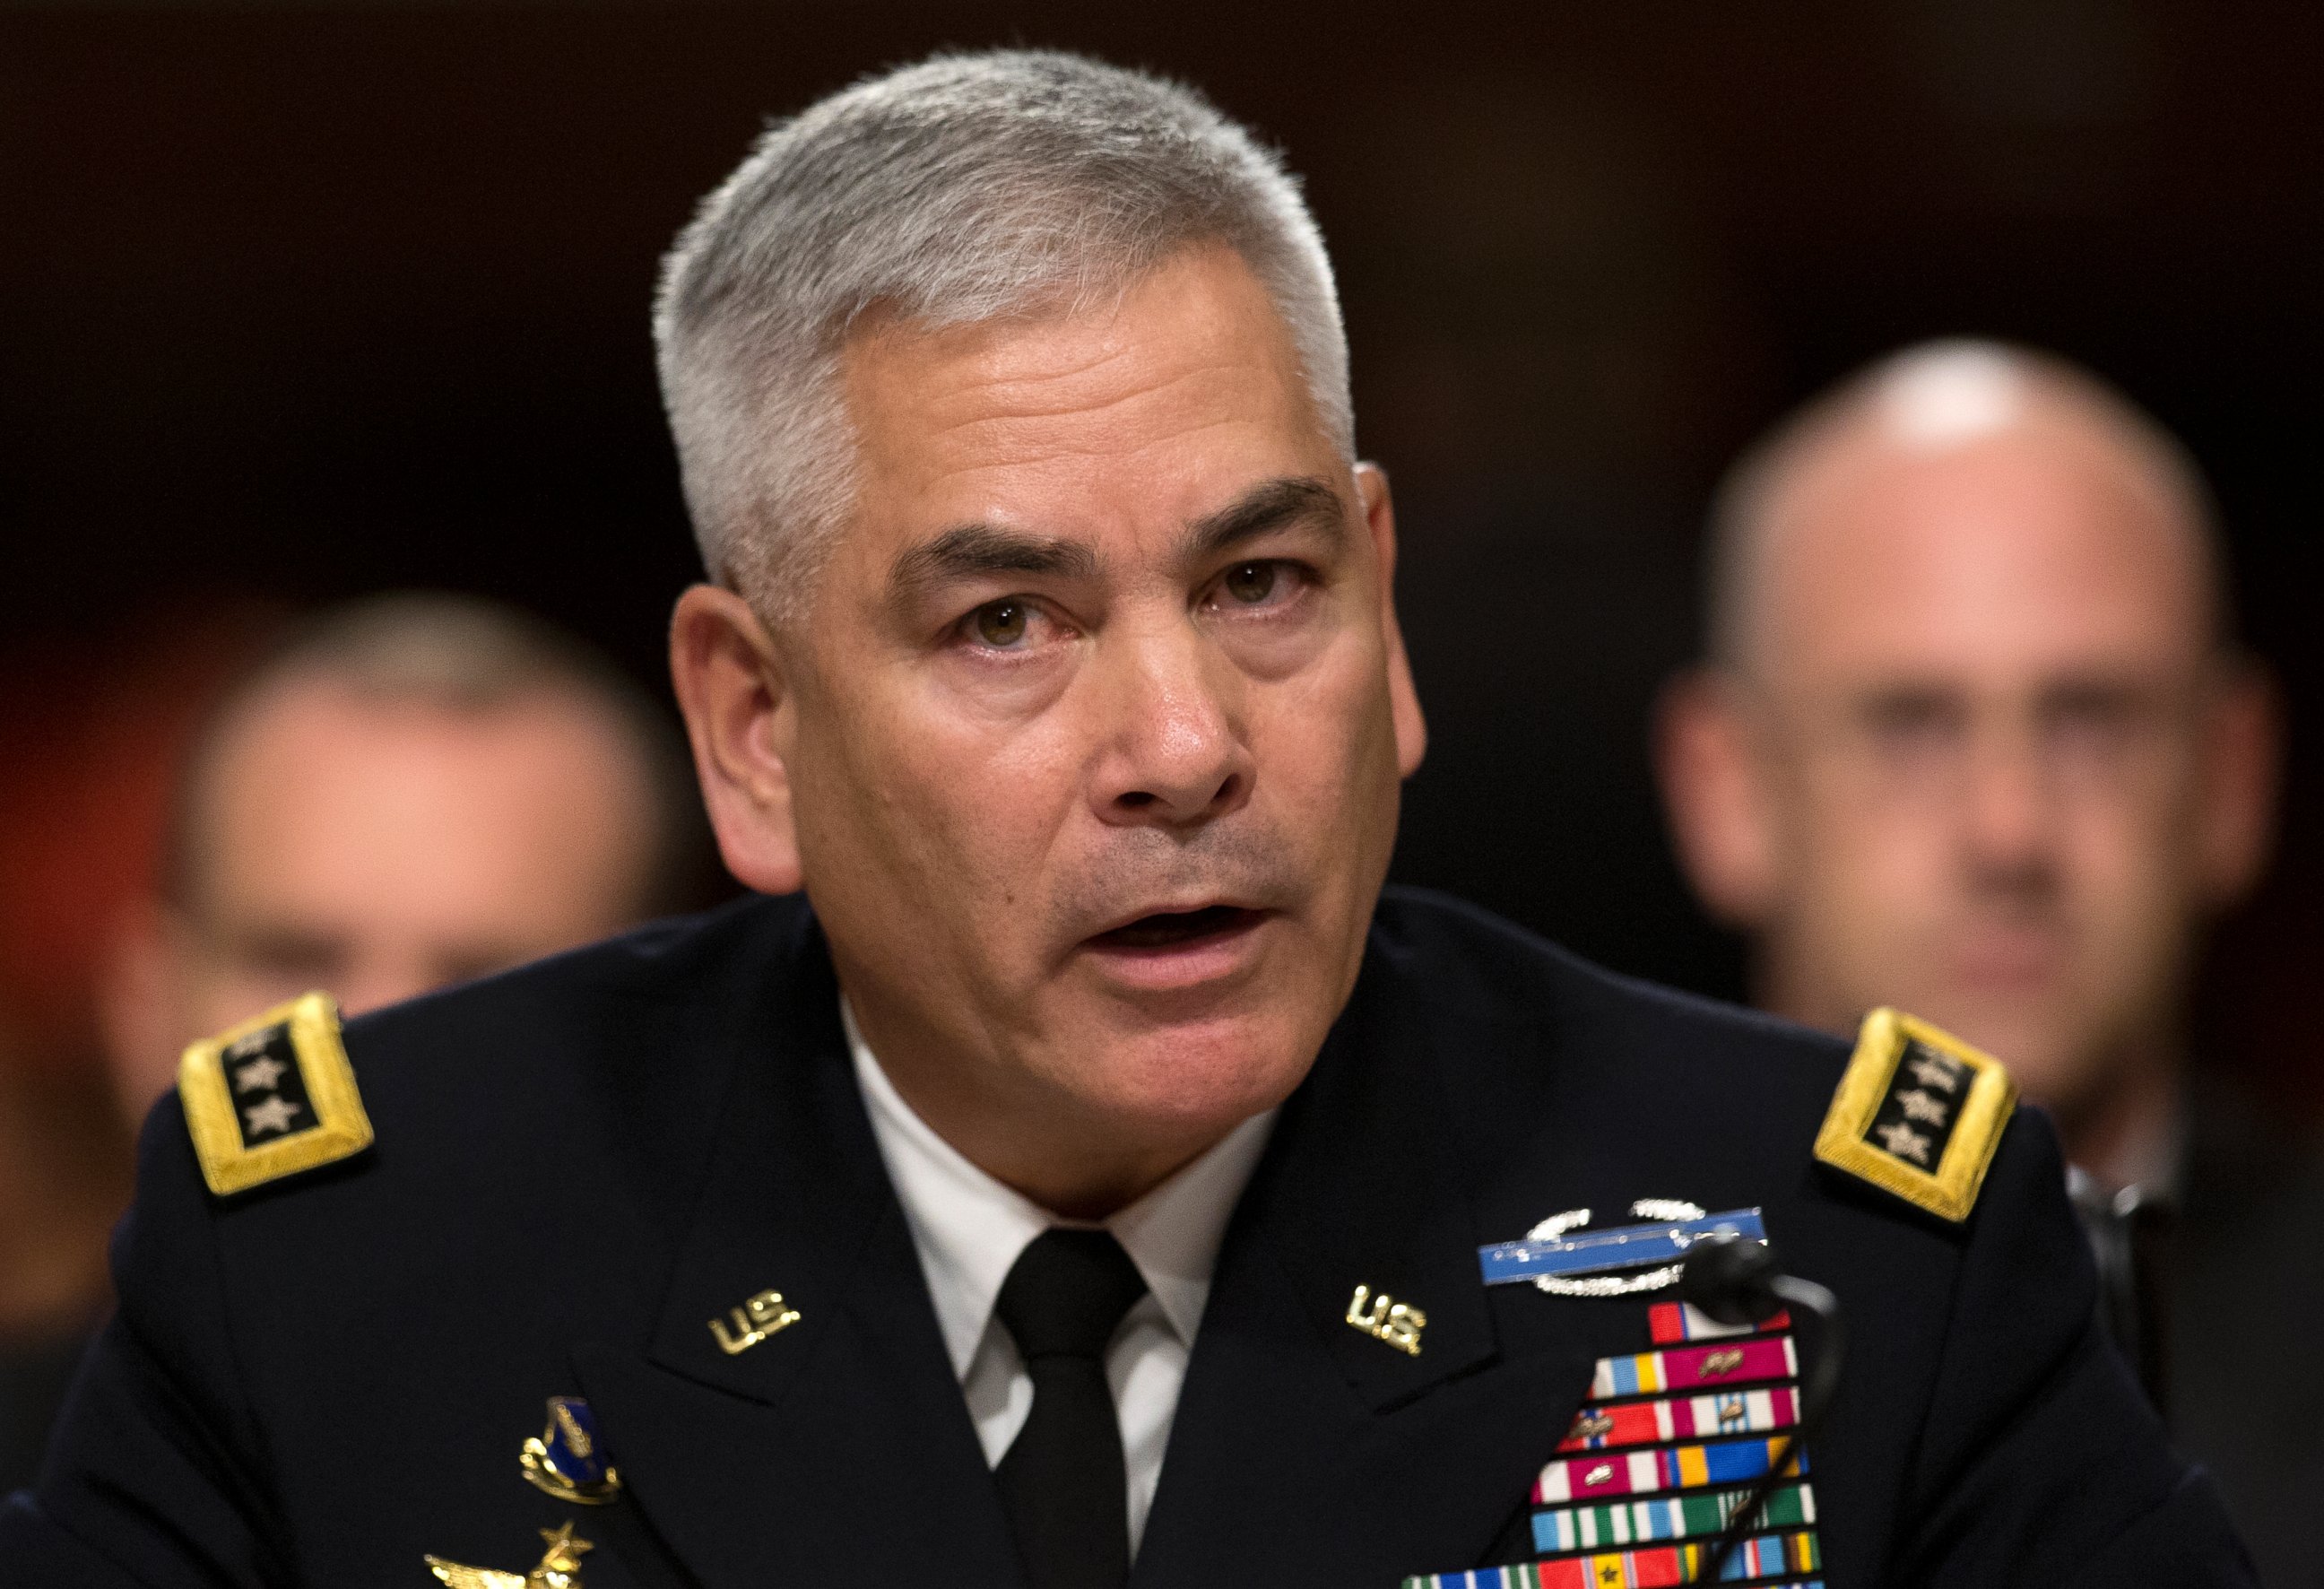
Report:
1655,339,2299,1577
100,592,716,1121
0,593,716,1492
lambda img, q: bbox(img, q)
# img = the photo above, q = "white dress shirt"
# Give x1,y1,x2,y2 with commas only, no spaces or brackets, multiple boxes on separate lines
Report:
845,1002,1276,1555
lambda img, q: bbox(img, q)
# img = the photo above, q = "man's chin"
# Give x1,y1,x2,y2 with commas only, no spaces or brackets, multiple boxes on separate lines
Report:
1901,988,2086,1095
1044,1000,1320,1133
1028,908,1355,1139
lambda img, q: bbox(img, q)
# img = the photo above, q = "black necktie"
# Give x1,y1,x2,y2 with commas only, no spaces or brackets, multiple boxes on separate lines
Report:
993,1228,1149,1589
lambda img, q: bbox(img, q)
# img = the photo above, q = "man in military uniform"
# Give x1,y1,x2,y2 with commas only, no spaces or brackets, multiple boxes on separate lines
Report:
2,52,2252,1589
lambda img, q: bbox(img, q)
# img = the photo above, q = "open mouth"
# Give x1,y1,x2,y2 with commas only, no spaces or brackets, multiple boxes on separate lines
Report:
1088,904,1266,951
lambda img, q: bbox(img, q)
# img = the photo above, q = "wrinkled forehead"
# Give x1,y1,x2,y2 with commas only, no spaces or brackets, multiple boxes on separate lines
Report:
1753,417,2219,692
832,246,1340,560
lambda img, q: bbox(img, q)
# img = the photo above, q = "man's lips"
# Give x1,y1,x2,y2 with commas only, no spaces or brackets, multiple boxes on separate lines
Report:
1948,925,2070,987
1084,904,1269,953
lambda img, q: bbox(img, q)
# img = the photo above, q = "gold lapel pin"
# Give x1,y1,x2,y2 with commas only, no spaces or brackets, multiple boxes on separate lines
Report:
426,1522,593,1589
708,1288,802,1355
518,1396,620,1505
1346,1283,1426,1356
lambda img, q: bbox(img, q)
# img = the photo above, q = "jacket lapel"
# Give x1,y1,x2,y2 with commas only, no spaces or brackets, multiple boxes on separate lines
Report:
571,916,1022,1588
1135,934,1627,1585
569,901,1626,1587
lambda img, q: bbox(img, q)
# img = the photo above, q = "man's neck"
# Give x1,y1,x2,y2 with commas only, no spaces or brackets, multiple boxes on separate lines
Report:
837,997,1227,1222
2054,1050,2184,1197
1753,959,2187,1197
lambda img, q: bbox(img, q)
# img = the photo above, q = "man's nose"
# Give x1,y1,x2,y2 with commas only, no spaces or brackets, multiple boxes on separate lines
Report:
1960,712,2057,878
1088,621,1253,827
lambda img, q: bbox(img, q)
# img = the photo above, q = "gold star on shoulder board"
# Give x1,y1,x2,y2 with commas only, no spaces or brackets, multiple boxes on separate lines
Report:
1815,1008,2017,1221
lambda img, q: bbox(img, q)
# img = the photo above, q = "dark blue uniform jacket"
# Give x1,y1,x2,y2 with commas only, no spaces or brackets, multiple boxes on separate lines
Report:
0,890,2255,1586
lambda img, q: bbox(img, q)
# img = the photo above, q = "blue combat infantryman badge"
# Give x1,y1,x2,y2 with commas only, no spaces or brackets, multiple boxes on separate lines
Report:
520,1397,621,1505
427,1523,593,1589
1479,1204,1767,1295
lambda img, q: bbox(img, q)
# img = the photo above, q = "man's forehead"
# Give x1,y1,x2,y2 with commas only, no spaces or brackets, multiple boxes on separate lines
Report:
838,247,1328,506
1758,425,2214,687
202,675,642,839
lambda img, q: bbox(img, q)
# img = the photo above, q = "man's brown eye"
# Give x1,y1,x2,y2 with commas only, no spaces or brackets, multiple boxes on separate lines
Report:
1223,562,1277,604
975,601,1028,647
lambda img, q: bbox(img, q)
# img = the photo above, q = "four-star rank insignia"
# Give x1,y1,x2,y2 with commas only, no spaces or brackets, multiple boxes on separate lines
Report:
177,991,374,1196
1815,1006,2016,1221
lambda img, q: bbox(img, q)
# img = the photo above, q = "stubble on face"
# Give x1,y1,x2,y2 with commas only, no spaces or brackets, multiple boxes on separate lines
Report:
774,246,1417,1211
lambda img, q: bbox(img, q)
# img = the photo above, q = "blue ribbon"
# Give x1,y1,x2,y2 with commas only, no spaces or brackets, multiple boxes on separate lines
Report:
1478,1208,1766,1285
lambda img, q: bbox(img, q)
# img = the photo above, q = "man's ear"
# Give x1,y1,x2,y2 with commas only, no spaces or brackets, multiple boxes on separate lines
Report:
1654,668,1780,928
669,584,803,896
2194,657,2282,907
1356,462,1427,778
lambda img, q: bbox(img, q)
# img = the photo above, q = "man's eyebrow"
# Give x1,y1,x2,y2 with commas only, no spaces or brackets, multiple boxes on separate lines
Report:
1182,476,1347,562
889,524,1100,603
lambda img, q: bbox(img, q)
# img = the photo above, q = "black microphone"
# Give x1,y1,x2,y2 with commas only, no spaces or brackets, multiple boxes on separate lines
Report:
1677,1234,1846,1584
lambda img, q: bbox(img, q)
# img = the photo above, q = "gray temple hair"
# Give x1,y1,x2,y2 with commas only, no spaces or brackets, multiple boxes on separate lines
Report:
1702,338,2225,672
654,48,1354,624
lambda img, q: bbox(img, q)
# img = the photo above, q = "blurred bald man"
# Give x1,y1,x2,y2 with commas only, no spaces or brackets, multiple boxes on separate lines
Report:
101,593,716,1120
1656,341,2303,1577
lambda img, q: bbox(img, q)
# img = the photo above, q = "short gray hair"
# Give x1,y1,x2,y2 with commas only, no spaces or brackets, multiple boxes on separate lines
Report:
655,49,1353,623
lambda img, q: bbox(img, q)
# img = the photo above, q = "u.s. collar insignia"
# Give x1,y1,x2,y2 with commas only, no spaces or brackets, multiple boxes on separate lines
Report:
1482,1199,1758,1297
1346,1284,1427,1355
519,1396,620,1505
708,1287,802,1355
427,1523,592,1589
1816,1007,2016,1221
177,991,374,1196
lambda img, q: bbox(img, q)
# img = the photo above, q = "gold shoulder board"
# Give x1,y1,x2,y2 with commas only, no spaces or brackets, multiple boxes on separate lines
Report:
178,991,375,1196
1813,1007,2016,1221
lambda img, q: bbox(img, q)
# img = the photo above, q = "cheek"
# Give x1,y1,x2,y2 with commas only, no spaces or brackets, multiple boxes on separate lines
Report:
1790,768,1939,888
1262,639,1399,803
1784,780,1957,955
914,704,1088,876
793,682,1078,932
2057,797,2191,944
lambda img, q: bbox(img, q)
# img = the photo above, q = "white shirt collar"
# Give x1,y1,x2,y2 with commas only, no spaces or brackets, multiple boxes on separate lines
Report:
844,998,1275,1381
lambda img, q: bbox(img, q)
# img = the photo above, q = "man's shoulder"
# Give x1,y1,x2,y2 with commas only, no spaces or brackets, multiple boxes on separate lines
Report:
141,892,819,1213
1366,888,2028,1231
1369,885,1850,1116
359,890,809,1054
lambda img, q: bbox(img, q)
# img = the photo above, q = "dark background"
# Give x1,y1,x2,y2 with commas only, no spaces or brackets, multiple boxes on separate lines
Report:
3,0,2318,1107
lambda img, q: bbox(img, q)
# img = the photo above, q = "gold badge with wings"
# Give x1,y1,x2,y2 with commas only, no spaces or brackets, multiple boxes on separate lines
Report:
425,1523,592,1589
